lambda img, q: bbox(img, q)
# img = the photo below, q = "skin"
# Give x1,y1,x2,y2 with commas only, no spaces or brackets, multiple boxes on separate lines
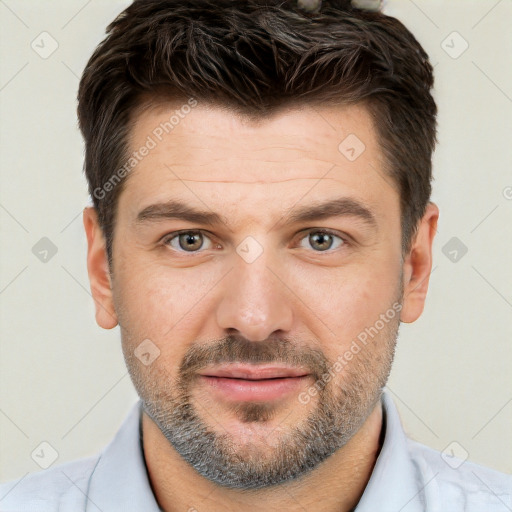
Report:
84,102,438,512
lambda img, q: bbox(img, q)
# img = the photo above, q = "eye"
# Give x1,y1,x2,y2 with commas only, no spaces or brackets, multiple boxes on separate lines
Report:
298,229,346,252
163,230,215,253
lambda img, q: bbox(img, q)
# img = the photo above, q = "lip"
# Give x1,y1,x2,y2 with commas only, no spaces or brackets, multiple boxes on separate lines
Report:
198,364,311,402
199,364,310,380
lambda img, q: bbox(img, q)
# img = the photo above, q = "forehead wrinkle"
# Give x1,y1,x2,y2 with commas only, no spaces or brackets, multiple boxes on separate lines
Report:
152,146,330,164
172,177,333,184
166,156,339,167
135,129,332,159
137,127,320,143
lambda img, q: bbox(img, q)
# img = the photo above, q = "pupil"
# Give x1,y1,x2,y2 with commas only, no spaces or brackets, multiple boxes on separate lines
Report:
180,232,202,251
312,232,331,251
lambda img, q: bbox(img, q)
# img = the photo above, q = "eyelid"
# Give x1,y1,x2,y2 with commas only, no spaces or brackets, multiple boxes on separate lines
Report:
161,228,350,255
161,229,216,253
295,228,349,250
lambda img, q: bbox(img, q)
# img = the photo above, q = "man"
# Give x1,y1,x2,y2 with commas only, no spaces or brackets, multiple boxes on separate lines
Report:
1,0,510,510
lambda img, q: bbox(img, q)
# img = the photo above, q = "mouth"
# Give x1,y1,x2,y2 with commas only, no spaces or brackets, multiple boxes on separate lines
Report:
198,364,311,402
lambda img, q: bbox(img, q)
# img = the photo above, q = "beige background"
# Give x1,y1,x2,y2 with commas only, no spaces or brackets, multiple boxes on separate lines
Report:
1,0,511,483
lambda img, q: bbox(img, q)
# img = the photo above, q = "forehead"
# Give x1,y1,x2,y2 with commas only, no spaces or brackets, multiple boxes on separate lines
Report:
129,101,379,169
118,100,399,226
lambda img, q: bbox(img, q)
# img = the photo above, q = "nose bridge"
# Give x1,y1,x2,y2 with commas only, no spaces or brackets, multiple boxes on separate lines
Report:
215,242,294,342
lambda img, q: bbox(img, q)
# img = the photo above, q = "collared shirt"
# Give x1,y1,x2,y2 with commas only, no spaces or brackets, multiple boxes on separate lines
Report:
1,391,510,511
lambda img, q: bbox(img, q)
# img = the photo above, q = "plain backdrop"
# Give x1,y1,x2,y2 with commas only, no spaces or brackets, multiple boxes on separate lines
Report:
1,0,511,483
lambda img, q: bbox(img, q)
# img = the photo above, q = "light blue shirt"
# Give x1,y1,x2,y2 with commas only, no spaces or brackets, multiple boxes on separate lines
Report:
1,391,510,511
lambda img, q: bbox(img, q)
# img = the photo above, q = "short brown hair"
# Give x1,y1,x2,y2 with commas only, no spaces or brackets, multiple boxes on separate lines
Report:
77,0,437,262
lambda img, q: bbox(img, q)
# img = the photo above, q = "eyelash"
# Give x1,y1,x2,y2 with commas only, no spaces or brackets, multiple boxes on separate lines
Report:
161,229,348,255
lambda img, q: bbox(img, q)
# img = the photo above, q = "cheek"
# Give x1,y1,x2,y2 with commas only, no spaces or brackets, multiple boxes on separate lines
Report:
112,257,220,348
287,257,401,355
114,273,197,383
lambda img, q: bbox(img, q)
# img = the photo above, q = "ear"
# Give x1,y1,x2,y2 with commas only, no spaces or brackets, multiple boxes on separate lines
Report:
83,207,118,329
400,202,439,323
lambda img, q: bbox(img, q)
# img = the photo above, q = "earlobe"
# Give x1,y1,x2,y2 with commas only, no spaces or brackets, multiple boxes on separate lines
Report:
83,207,118,329
400,202,439,323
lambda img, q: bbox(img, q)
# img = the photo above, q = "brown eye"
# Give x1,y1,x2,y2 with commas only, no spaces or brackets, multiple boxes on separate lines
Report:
299,230,345,252
178,232,203,251
164,231,213,253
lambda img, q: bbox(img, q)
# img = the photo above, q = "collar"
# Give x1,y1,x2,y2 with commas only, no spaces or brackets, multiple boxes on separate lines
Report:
86,390,425,511
86,400,161,512
354,388,426,512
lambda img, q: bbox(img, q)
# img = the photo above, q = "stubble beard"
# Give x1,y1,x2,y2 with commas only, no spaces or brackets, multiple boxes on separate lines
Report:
122,298,401,490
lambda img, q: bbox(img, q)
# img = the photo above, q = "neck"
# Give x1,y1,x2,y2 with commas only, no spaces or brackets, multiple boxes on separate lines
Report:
142,400,384,512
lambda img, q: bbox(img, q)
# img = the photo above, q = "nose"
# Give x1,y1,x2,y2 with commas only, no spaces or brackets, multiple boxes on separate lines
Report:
215,248,294,342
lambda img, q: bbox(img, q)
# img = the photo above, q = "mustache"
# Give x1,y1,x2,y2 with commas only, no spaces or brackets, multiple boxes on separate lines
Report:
178,334,330,383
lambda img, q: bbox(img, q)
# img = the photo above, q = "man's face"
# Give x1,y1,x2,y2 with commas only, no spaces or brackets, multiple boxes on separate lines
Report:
107,102,406,488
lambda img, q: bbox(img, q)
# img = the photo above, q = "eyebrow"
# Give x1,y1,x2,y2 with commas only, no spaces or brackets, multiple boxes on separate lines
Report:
285,198,377,228
135,197,377,230
136,201,225,226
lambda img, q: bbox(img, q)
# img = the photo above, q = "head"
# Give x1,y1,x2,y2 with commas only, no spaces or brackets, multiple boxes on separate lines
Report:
80,0,439,490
